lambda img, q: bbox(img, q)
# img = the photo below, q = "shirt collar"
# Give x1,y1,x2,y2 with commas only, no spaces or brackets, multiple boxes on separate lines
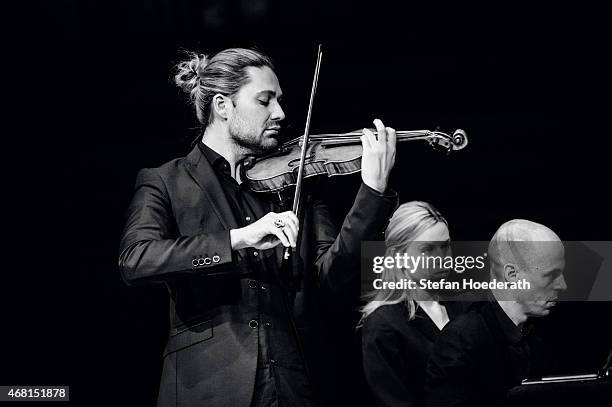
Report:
492,301,525,344
485,290,532,344
198,141,231,175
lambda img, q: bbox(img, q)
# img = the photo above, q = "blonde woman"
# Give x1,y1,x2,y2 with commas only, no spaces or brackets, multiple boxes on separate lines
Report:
360,201,467,407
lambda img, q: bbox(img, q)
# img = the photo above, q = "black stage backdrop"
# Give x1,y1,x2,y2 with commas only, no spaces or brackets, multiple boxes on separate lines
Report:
8,1,611,405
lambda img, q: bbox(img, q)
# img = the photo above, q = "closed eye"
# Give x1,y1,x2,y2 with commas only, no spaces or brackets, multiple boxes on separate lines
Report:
420,244,434,253
543,269,562,280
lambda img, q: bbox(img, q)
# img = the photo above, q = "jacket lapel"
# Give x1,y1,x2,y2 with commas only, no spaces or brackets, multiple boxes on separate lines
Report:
184,146,249,262
413,307,440,343
184,145,239,230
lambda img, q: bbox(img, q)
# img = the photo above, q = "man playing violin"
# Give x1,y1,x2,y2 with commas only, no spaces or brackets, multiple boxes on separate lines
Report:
119,47,398,407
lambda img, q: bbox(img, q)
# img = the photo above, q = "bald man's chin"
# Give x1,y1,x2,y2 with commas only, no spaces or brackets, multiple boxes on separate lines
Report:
540,308,551,316
533,304,555,317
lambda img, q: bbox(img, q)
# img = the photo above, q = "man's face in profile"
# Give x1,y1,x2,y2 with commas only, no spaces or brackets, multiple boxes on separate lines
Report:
228,66,285,155
518,241,567,317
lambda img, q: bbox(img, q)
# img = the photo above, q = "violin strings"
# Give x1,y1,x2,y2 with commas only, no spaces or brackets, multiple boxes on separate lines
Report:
282,131,435,147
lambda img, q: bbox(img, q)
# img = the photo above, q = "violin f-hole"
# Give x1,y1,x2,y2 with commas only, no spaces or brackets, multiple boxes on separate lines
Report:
287,154,314,168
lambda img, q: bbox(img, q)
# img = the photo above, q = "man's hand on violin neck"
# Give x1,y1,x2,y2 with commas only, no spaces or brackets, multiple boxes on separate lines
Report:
360,119,397,194
230,211,299,251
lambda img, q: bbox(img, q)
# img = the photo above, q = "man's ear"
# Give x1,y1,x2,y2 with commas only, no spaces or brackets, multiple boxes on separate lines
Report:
212,93,232,120
503,263,518,282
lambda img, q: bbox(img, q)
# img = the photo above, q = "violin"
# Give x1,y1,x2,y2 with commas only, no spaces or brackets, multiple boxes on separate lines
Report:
243,128,468,193
245,45,468,261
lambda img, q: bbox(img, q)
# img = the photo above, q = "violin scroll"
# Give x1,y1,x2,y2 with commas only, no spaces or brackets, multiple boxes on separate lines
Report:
427,129,469,153
452,129,468,151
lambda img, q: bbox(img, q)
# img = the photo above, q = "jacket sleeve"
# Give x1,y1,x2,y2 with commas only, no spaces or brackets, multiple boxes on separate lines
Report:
362,315,415,407
118,168,234,286
313,182,398,292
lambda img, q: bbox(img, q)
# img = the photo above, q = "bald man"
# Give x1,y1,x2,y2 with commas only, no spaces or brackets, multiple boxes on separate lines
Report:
423,220,567,407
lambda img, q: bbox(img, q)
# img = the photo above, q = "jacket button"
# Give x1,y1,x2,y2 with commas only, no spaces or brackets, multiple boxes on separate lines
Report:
252,251,259,257
212,255,220,263
248,280,257,288
204,257,212,265
249,320,259,329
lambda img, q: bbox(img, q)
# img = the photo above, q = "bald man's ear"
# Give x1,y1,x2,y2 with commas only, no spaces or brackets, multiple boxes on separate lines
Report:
503,263,518,282
212,94,232,120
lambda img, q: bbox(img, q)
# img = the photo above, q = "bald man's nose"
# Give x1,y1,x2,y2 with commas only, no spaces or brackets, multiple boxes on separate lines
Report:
555,274,568,292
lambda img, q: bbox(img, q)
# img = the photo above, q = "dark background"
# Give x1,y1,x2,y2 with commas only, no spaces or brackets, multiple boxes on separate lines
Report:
7,1,610,405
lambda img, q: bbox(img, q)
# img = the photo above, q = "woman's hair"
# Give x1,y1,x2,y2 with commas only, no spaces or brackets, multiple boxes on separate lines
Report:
358,201,448,326
173,47,274,129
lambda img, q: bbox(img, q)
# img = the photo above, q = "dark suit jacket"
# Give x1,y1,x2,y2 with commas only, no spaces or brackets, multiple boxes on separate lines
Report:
424,300,547,407
362,302,467,407
118,145,398,406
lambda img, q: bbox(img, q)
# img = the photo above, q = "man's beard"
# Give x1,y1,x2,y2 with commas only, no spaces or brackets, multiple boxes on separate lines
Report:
228,115,279,156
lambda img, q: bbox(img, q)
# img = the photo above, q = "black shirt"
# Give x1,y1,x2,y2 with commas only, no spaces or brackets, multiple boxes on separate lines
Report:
362,301,469,407
198,142,318,406
424,293,544,407
489,297,536,381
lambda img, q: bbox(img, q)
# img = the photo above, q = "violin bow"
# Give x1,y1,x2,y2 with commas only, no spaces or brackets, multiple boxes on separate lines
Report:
285,44,323,260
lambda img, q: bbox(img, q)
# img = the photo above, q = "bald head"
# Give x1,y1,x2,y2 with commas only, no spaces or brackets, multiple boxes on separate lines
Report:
488,219,567,319
491,219,560,243
488,219,563,279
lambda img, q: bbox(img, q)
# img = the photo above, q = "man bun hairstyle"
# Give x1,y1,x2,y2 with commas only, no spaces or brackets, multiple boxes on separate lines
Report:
173,48,275,129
